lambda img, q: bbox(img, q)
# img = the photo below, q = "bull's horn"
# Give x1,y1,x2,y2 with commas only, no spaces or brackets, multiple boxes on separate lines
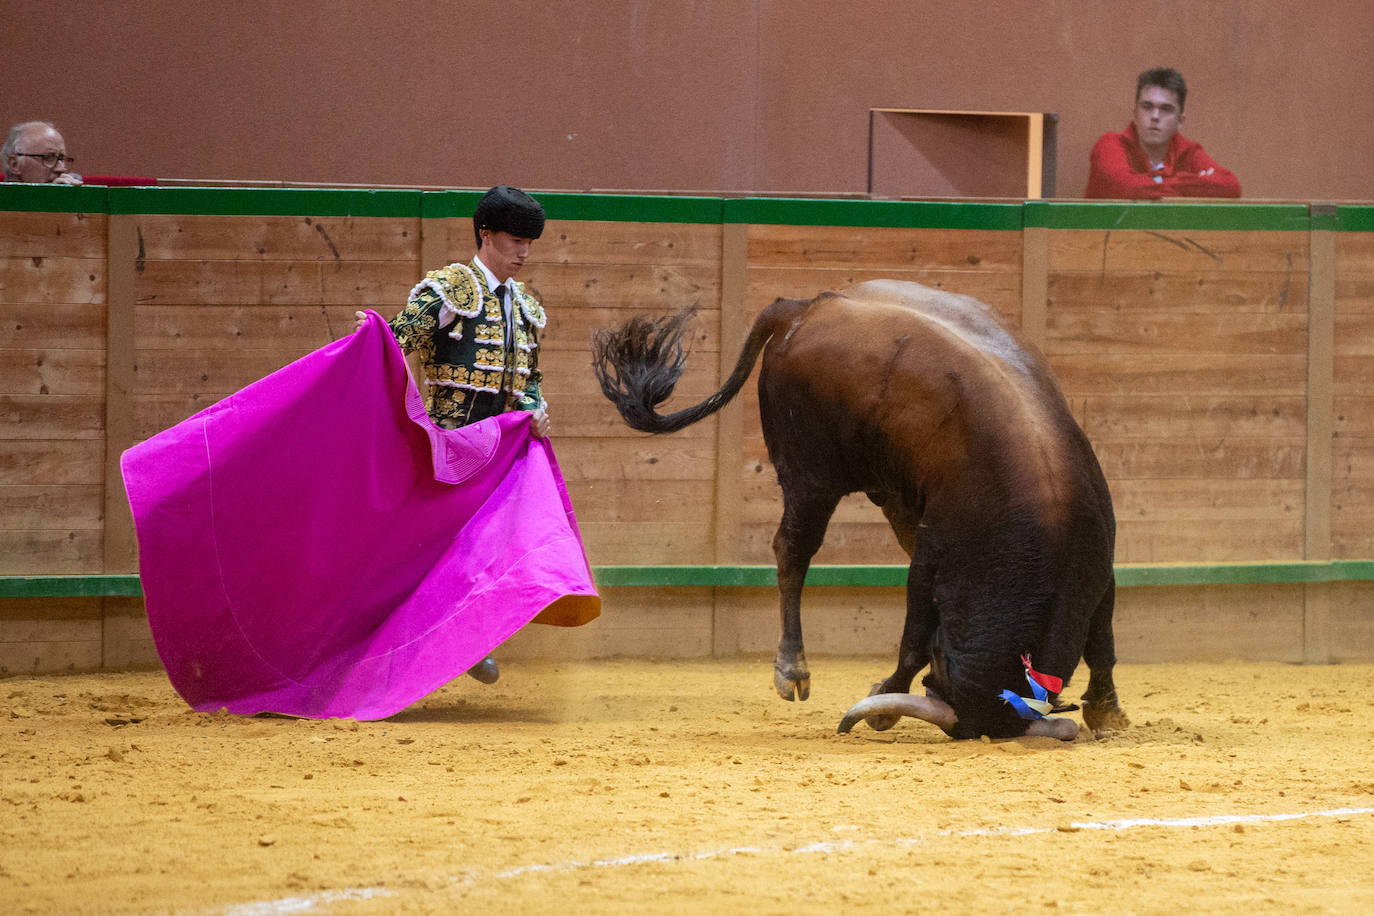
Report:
836,693,957,734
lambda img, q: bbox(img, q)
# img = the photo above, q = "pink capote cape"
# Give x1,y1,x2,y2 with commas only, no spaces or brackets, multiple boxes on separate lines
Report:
121,311,600,720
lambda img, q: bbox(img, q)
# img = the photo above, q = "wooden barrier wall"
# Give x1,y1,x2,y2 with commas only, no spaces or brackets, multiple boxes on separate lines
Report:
2,186,1372,673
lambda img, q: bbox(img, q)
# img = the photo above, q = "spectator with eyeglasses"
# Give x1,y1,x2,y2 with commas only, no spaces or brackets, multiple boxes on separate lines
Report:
3,121,83,185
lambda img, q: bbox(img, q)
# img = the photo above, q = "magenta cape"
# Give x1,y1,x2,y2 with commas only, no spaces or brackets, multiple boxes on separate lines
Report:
121,312,600,720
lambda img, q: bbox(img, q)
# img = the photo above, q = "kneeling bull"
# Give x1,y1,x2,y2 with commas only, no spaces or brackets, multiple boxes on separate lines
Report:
591,280,1129,740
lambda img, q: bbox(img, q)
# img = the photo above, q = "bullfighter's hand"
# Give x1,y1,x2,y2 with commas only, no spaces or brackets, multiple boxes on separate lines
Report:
353,310,368,332
531,407,550,439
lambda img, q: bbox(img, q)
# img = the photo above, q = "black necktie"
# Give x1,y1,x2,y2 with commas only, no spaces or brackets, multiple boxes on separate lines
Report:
494,284,513,379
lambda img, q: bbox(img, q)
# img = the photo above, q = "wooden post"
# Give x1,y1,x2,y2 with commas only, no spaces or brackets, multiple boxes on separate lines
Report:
1020,224,1049,348
712,221,749,655
1304,204,1336,663
420,212,449,272
103,215,139,575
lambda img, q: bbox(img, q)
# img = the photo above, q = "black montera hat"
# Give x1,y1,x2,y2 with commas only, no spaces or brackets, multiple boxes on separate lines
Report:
472,185,546,247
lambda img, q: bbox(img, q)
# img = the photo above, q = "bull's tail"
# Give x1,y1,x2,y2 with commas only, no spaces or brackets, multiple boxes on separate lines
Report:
591,297,811,434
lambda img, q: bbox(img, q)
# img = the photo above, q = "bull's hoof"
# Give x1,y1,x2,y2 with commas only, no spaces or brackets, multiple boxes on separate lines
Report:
467,657,500,685
1082,701,1130,738
773,665,811,702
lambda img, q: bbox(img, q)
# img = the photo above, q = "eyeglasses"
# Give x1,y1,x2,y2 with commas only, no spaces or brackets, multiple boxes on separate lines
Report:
14,152,75,168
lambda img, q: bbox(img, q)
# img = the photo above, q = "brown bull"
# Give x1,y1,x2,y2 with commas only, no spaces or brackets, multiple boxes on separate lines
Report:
591,280,1129,740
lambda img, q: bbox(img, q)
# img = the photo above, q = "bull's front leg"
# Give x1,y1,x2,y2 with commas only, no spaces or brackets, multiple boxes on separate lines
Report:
1080,585,1130,736
770,491,839,702
863,545,938,730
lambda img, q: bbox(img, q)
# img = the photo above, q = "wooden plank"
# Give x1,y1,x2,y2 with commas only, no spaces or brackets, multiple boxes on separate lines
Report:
1333,315,1374,355
0,395,104,439
537,220,723,267
564,479,715,524
0,348,105,397
578,521,713,564
1048,229,1310,274
0,485,103,529
132,213,421,261
101,597,158,668
135,304,342,350
1073,395,1306,440
1052,353,1306,396
0,211,107,258
529,262,721,310
740,522,907,566
1115,518,1304,563
745,267,1022,316
542,302,720,353
1334,232,1374,279
1049,270,1307,313
0,440,102,485
1335,274,1374,313
0,256,105,303
132,349,325,393
133,259,416,306
1329,581,1374,661
1332,395,1374,436
747,224,1022,271
1112,584,1304,663
711,586,908,657
1047,310,1308,355
0,596,103,673
0,530,102,575
0,302,107,349
502,588,715,660
1109,478,1304,521
545,437,717,482
1091,439,1305,479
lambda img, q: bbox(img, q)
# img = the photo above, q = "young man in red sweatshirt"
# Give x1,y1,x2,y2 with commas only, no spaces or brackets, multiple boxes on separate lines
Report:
1085,68,1240,199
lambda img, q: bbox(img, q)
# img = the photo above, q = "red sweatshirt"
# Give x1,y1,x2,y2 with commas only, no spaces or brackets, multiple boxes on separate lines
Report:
1085,122,1240,199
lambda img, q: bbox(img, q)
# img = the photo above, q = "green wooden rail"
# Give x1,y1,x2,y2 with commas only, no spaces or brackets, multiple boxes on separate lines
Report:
5,562,1374,599
4,183,1374,231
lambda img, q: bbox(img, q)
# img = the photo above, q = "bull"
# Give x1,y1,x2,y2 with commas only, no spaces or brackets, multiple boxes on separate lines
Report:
590,280,1129,740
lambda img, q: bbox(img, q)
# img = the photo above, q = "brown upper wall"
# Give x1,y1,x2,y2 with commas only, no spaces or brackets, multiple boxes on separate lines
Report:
4,1,1370,200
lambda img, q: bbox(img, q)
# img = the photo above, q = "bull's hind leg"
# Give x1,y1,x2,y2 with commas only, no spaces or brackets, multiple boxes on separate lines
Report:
1080,581,1130,736
771,489,842,702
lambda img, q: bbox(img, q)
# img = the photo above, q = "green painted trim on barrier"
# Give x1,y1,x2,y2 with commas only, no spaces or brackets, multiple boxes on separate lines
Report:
0,184,109,212
5,186,1367,234
7,562,1374,598
538,192,724,224
724,197,1025,230
418,190,483,219
1024,200,1311,231
0,576,145,598
1336,206,1374,232
593,562,1374,589
106,186,424,218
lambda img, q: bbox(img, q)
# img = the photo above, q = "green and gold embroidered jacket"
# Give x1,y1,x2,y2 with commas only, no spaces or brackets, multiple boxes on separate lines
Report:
388,259,546,429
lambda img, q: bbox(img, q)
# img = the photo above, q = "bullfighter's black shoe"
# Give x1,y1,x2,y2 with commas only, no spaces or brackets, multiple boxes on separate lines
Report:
467,657,500,684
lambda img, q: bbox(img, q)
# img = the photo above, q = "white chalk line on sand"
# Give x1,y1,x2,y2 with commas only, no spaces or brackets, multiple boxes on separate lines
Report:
217,806,1374,914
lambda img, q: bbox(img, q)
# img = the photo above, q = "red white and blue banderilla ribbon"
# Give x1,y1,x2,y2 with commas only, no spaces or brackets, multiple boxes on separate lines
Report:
999,654,1064,721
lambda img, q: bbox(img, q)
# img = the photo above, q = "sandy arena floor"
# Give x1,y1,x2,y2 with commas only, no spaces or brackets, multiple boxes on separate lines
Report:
3,656,1373,915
